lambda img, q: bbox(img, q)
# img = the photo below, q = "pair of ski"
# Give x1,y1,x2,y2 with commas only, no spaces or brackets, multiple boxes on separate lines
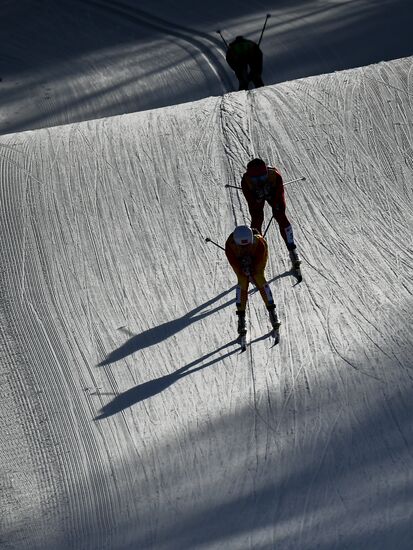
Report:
238,322,280,352
237,263,302,351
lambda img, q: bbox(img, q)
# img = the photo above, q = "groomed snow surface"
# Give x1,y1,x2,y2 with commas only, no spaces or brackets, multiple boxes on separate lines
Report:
1,0,412,135
1,46,413,550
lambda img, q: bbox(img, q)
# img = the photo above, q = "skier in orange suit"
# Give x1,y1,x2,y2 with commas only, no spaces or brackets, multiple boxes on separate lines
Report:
225,225,279,335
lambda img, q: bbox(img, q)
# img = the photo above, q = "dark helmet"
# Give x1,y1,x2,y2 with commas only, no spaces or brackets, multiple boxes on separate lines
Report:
246,158,267,178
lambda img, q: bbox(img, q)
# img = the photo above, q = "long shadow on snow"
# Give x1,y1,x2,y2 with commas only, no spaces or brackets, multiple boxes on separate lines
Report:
97,271,290,368
88,367,413,548
94,272,291,419
94,331,271,420
128,381,413,549
28,379,413,550
97,285,236,367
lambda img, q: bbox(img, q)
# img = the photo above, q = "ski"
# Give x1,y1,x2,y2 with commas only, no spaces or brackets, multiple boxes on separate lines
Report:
238,332,247,352
237,325,280,350
270,322,281,346
293,265,302,282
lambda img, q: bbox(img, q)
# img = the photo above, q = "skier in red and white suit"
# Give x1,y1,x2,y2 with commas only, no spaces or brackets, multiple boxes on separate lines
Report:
241,158,301,267
225,225,279,335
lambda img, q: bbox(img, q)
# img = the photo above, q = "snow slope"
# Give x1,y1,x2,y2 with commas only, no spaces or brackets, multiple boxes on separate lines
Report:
1,57,413,549
1,0,412,135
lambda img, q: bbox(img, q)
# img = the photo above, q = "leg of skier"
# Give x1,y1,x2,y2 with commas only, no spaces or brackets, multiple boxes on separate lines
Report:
248,205,265,235
253,273,280,331
234,65,250,90
248,58,264,88
272,209,301,268
234,275,250,350
235,275,249,335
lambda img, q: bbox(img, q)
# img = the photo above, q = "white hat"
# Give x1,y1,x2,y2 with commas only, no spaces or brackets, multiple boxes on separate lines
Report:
233,225,253,245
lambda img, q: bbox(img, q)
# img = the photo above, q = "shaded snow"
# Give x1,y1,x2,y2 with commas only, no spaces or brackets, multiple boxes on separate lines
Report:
1,0,412,135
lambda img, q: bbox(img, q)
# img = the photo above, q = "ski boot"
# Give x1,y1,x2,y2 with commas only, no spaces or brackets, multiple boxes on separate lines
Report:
267,304,281,330
267,304,281,345
289,246,301,269
288,246,302,282
236,310,247,335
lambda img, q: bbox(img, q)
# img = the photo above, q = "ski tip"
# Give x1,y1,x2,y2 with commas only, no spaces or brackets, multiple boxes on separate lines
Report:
238,333,248,352
271,330,280,346
291,268,302,283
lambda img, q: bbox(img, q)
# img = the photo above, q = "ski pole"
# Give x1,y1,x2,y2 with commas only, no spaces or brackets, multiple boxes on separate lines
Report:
225,176,306,190
257,14,271,46
216,29,229,49
263,216,274,237
205,237,225,252
284,176,306,186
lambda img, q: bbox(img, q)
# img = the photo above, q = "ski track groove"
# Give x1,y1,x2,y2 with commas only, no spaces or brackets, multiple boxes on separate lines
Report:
0,140,63,547
15,142,70,517
218,90,278,502
247,67,413,458
78,0,233,92
249,86,319,440
173,99,223,242
297,404,344,547
5,132,131,545
32,184,118,545
3,142,75,544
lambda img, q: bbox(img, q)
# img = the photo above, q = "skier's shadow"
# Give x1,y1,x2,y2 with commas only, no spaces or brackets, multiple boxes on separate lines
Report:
94,271,292,419
97,286,237,367
94,332,271,420
97,271,291,368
